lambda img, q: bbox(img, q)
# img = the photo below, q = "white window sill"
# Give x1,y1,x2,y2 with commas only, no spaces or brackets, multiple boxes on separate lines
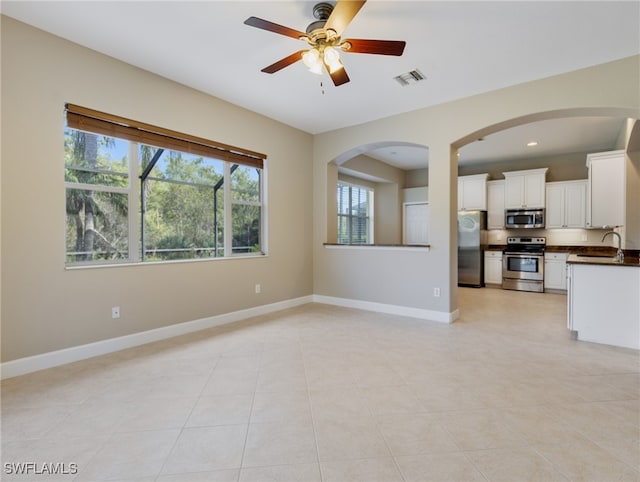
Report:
65,253,267,270
323,243,430,252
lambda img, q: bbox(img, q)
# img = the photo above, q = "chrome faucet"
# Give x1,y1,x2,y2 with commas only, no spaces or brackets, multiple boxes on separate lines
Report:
602,231,624,263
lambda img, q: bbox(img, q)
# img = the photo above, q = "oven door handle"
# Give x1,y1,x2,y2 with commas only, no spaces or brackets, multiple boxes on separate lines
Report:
503,252,544,256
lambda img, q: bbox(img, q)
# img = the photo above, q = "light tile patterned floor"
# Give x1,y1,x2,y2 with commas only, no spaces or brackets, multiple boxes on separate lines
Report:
1,288,639,481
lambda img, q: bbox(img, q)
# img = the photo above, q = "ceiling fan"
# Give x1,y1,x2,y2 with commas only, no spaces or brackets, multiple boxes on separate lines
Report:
244,1,406,87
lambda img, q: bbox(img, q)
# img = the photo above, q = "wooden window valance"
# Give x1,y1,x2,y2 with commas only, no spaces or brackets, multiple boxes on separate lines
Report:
65,103,265,169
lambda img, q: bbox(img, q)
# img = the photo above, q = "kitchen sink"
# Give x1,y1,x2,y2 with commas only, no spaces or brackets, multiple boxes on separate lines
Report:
573,254,621,264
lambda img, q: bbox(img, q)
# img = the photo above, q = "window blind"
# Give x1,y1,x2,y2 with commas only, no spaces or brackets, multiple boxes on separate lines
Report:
337,182,372,244
65,103,265,169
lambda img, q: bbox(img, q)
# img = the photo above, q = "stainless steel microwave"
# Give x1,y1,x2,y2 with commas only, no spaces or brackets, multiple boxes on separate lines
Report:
505,209,545,229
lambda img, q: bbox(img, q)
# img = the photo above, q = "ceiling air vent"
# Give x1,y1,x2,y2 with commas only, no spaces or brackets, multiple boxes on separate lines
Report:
394,69,426,86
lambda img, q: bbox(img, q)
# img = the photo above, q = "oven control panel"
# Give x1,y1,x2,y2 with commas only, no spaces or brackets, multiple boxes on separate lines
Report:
506,237,546,245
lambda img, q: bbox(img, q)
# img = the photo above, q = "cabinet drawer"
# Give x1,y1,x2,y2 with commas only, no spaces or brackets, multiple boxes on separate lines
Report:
484,251,503,259
545,252,569,261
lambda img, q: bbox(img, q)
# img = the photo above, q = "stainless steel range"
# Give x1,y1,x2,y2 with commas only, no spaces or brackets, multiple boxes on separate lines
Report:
502,237,545,292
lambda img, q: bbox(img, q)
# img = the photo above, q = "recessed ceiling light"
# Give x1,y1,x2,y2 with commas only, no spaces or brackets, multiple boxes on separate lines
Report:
527,141,539,147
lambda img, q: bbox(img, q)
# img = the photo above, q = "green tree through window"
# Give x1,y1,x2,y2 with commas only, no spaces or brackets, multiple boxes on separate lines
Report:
65,131,129,262
64,127,264,265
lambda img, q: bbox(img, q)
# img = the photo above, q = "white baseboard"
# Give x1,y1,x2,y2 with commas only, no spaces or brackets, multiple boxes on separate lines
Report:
1,294,459,380
0,295,313,380
313,295,459,324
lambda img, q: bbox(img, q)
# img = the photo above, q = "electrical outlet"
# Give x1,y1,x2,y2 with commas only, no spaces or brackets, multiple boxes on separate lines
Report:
581,234,588,242
255,284,261,294
112,306,120,319
433,287,440,297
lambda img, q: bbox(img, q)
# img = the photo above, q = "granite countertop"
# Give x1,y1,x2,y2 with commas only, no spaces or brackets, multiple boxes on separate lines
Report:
323,243,430,248
486,244,640,266
566,253,640,267
562,246,640,267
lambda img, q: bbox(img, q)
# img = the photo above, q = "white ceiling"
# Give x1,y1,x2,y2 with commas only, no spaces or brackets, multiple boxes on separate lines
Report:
459,116,627,165
363,116,628,171
2,1,639,169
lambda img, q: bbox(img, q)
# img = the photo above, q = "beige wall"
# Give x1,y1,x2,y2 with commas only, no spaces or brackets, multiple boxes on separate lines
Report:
409,151,605,186
405,168,429,188
458,152,590,181
313,55,640,317
624,121,640,249
341,155,404,184
373,182,402,245
1,17,314,362
2,15,640,364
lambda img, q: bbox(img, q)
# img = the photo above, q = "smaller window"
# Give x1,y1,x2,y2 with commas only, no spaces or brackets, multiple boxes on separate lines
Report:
64,131,130,263
337,182,374,244
231,165,263,255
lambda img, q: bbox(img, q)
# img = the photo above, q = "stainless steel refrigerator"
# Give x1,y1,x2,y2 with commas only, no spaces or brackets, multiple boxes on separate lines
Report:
458,210,487,287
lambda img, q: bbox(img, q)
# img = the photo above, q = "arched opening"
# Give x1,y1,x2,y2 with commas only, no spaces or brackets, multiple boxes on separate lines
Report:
452,108,639,152
327,141,429,245
451,107,639,293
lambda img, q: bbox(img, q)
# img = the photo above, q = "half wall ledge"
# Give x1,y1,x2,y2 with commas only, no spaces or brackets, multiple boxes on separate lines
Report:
323,243,430,252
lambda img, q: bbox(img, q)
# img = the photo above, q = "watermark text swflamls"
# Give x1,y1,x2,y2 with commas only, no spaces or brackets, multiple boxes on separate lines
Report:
4,462,78,476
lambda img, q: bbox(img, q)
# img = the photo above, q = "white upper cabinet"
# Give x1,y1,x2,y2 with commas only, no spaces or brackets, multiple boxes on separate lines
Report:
546,180,586,229
503,168,548,209
458,174,488,211
586,150,625,229
545,183,564,227
487,180,505,230
564,181,588,228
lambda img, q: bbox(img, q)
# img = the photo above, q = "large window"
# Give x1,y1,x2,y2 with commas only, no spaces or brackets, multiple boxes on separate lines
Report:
337,182,373,244
64,104,265,265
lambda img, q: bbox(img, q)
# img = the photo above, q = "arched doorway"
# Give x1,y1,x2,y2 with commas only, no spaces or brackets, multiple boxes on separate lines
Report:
451,108,638,297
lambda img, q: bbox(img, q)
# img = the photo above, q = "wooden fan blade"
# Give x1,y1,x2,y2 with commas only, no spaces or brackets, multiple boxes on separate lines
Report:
244,16,306,40
325,0,366,36
261,51,305,74
328,66,350,87
342,39,406,56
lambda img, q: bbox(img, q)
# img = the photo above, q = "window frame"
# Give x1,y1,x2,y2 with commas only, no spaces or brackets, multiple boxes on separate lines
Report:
336,181,374,244
227,164,264,256
64,104,267,267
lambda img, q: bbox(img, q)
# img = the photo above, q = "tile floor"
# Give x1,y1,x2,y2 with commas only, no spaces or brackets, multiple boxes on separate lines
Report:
1,288,639,481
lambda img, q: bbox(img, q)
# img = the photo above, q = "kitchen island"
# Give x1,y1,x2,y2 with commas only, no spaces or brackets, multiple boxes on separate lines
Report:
566,254,640,350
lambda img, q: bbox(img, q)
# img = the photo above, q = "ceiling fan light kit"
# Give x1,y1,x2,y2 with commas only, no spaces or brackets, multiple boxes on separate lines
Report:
302,49,323,74
303,45,344,75
244,0,406,87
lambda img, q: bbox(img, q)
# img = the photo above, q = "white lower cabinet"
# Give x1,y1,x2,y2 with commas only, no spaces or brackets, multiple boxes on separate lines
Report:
544,252,568,291
567,263,640,349
484,251,503,285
